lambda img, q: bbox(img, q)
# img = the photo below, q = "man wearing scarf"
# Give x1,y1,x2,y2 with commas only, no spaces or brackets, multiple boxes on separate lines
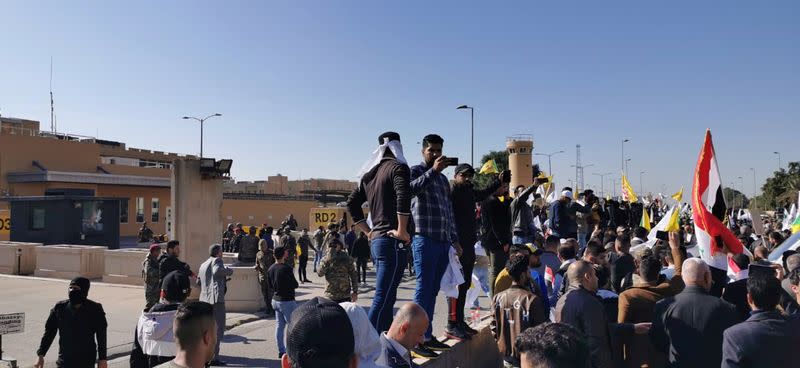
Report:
35,277,108,368
347,131,412,335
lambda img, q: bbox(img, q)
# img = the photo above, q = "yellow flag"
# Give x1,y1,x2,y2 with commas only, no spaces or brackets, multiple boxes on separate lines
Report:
671,187,684,202
665,206,681,232
640,207,651,231
479,159,499,175
621,173,638,203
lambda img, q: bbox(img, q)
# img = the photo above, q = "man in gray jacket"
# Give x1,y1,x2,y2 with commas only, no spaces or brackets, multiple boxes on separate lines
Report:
197,244,233,366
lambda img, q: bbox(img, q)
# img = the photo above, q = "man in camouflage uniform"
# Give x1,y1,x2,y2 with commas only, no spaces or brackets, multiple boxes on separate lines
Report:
255,239,275,316
142,244,162,310
238,226,260,264
317,237,359,303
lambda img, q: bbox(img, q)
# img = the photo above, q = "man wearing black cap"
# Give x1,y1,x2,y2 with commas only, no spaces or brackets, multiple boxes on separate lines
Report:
445,163,507,341
282,297,358,368
130,271,192,367
197,244,233,366
347,131,412,334
35,277,108,368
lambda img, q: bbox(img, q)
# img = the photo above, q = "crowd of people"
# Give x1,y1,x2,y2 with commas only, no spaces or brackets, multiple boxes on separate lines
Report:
31,130,800,368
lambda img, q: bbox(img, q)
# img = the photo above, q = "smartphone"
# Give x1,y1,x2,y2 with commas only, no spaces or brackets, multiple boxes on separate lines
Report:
749,263,776,278
655,231,669,241
443,157,459,167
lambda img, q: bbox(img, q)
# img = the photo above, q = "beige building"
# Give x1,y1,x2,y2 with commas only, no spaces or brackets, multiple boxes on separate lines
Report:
224,176,356,196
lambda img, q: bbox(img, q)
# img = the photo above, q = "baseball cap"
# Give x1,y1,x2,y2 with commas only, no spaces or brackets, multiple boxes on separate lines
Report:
287,297,355,368
455,163,475,176
525,243,544,256
161,270,191,302
149,244,161,252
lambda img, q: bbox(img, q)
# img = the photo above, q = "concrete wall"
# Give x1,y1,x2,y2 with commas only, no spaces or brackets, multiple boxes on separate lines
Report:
0,241,40,275
221,199,320,229
34,244,106,279
420,318,502,368
103,248,149,285
225,266,266,312
172,159,224,273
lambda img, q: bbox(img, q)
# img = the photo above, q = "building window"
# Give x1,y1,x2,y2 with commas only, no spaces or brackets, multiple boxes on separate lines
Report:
31,208,45,230
120,199,129,223
509,148,516,154
151,198,160,222
136,197,145,223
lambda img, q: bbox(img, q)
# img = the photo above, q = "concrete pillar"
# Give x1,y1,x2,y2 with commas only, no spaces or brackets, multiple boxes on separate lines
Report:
171,159,224,273
506,136,534,196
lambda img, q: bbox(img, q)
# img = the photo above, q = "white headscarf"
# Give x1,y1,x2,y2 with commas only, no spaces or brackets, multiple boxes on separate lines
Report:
339,302,388,368
356,138,408,179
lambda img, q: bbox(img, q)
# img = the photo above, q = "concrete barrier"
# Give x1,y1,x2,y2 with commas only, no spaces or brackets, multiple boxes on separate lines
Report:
222,252,238,265
419,318,502,368
0,241,41,275
103,248,149,285
34,244,106,279
225,265,265,312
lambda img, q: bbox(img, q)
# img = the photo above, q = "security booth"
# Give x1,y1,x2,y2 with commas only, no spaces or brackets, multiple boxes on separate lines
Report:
2,189,122,249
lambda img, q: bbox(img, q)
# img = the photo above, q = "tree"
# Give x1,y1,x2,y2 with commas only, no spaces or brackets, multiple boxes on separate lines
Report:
473,150,509,188
722,187,749,209
752,161,800,211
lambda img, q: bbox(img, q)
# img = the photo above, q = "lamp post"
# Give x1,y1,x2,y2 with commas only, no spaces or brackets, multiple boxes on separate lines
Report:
456,105,474,166
774,151,782,171
182,113,222,158
625,158,632,177
592,172,613,198
639,171,646,195
621,138,630,176
738,176,744,208
534,150,565,176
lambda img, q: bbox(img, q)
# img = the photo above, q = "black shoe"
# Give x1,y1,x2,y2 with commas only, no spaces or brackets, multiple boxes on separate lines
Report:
460,321,479,335
445,324,472,341
424,338,451,351
411,345,438,359
209,359,227,366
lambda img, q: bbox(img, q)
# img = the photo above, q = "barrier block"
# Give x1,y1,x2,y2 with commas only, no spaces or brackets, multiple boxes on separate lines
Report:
0,241,41,275
34,244,106,279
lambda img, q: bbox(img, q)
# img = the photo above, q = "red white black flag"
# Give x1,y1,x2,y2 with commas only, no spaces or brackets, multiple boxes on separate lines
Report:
691,130,744,270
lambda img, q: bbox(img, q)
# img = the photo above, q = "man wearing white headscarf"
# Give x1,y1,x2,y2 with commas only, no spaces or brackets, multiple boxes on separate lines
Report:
339,302,389,368
347,132,413,335
548,187,591,240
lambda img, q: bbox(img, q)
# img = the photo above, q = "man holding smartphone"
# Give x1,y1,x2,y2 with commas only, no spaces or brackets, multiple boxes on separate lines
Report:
408,134,460,358
347,132,412,335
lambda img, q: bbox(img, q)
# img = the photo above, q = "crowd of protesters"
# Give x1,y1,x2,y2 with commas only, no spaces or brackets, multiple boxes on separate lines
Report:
31,130,800,368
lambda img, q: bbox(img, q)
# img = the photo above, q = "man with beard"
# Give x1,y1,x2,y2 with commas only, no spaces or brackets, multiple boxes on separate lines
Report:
446,163,508,341
35,277,108,368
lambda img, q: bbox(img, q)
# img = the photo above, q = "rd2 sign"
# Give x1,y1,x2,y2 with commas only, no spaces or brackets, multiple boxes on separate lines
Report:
0,313,24,335
309,208,347,229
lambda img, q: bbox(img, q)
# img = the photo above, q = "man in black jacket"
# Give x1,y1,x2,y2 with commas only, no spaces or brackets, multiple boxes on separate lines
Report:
158,240,192,285
722,274,800,368
480,182,512,296
650,258,740,368
722,254,752,321
445,164,507,340
35,277,108,368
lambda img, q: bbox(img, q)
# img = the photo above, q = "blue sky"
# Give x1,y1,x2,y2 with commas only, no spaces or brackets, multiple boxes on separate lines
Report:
1,1,797,198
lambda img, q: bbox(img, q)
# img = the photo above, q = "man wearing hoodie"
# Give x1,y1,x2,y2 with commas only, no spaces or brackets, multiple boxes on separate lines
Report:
130,271,192,368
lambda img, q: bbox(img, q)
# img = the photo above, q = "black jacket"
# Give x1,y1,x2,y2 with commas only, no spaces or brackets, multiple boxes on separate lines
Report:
721,310,800,368
480,195,511,252
722,278,751,322
452,179,501,249
158,253,191,282
650,286,740,368
607,252,635,294
353,236,371,259
37,299,108,367
268,263,299,301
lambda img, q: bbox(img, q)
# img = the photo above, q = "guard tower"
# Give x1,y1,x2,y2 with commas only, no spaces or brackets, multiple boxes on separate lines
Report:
506,135,534,195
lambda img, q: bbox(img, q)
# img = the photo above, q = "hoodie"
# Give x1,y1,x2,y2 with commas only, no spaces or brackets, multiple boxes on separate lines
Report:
130,303,180,368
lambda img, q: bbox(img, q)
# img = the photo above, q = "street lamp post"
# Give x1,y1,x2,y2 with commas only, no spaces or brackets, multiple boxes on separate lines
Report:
774,151,782,171
534,150,565,176
456,105,474,166
182,113,222,158
592,172,613,198
750,168,757,210
625,158,632,177
639,171,646,195
621,138,630,176
738,176,744,208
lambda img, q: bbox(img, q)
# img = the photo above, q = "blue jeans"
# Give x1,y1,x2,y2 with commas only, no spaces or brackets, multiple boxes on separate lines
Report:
412,235,451,339
369,236,408,334
472,265,490,308
313,248,322,270
272,300,297,355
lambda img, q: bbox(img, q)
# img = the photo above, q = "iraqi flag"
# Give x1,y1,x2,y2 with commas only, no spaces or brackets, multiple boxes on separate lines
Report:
691,130,745,270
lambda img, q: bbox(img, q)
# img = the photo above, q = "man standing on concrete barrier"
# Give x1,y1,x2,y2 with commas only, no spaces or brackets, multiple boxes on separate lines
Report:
143,244,162,310
197,244,233,366
35,277,108,368
347,131,412,335
237,226,260,264
409,133,460,357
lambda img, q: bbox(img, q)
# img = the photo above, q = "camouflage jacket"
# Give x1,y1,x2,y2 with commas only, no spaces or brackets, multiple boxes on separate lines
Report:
317,249,358,301
255,249,275,282
142,255,160,293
